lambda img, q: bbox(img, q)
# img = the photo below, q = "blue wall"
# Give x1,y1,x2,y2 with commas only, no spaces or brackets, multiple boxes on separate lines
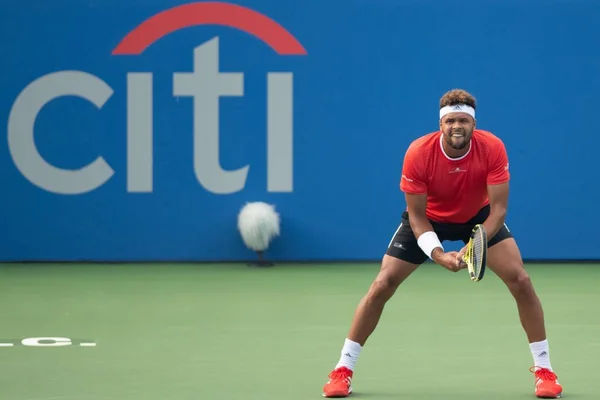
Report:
1,0,598,262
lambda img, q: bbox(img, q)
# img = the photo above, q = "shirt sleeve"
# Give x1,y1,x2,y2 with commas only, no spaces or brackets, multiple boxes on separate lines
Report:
400,143,428,194
487,138,510,185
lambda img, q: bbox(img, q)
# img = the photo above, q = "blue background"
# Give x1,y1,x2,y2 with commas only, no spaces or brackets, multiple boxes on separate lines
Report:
1,0,597,262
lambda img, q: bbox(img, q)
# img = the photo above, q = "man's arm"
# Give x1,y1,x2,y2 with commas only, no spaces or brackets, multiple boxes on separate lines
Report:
401,143,461,270
405,192,444,262
482,182,509,240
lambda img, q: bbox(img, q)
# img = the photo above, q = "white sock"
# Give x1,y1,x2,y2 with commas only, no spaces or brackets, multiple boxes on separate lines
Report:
530,339,553,371
335,338,362,371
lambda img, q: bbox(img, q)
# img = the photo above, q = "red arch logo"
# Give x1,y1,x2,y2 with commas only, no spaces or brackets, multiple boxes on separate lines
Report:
112,1,307,56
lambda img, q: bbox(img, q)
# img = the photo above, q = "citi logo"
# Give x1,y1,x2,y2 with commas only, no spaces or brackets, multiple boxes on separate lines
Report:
7,2,307,195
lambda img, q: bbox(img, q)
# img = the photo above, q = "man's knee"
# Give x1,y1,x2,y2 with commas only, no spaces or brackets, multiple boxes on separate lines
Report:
505,268,534,297
367,276,399,304
510,271,532,287
366,256,418,304
488,238,534,296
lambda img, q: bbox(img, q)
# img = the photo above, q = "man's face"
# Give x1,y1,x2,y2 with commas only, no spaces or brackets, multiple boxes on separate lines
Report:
440,112,476,150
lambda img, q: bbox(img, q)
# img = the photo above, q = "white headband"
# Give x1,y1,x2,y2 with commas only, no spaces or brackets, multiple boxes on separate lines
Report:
439,104,475,120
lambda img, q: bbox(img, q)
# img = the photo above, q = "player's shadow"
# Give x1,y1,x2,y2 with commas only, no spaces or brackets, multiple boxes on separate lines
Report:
349,390,577,399
348,392,404,399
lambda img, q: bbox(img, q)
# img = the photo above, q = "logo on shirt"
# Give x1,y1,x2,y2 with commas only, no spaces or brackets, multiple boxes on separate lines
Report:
504,163,509,171
401,174,414,182
449,167,466,174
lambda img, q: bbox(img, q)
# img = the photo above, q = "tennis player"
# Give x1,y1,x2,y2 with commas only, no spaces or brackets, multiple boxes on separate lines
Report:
322,89,563,399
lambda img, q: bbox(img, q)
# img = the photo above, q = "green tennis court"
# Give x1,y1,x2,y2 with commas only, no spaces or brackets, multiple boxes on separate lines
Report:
1,262,597,399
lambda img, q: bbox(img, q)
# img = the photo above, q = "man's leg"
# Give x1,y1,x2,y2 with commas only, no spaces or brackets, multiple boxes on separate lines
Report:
347,255,420,346
322,218,427,398
322,255,420,398
487,237,546,344
486,235,562,398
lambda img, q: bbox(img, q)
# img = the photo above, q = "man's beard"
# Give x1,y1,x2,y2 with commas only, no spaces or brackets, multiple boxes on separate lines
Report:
445,130,470,150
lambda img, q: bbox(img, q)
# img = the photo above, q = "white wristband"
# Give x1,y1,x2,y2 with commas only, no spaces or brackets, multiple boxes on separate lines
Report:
417,231,443,259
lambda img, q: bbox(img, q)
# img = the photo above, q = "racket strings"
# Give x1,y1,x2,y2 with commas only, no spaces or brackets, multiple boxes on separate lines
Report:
472,231,485,272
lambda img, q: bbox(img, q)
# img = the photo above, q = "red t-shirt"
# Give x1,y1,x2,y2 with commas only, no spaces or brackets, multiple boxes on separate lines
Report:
400,129,510,223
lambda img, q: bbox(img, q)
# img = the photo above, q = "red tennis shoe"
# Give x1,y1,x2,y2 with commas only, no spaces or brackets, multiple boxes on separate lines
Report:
322,366,353,397
531,367,563,398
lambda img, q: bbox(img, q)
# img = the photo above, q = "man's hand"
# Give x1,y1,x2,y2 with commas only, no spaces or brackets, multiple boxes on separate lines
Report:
457,245,467,261
432,248,468,272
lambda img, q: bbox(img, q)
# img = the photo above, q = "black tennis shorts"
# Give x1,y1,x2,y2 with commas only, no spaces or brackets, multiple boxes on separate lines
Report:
385,204,513,265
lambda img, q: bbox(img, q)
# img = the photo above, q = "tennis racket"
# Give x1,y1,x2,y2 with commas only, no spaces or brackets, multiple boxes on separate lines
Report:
462,224,487,282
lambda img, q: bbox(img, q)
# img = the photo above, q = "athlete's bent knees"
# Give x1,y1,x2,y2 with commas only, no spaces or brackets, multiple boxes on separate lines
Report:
505,271,535,298
366,255,419,306
487,238,537,297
